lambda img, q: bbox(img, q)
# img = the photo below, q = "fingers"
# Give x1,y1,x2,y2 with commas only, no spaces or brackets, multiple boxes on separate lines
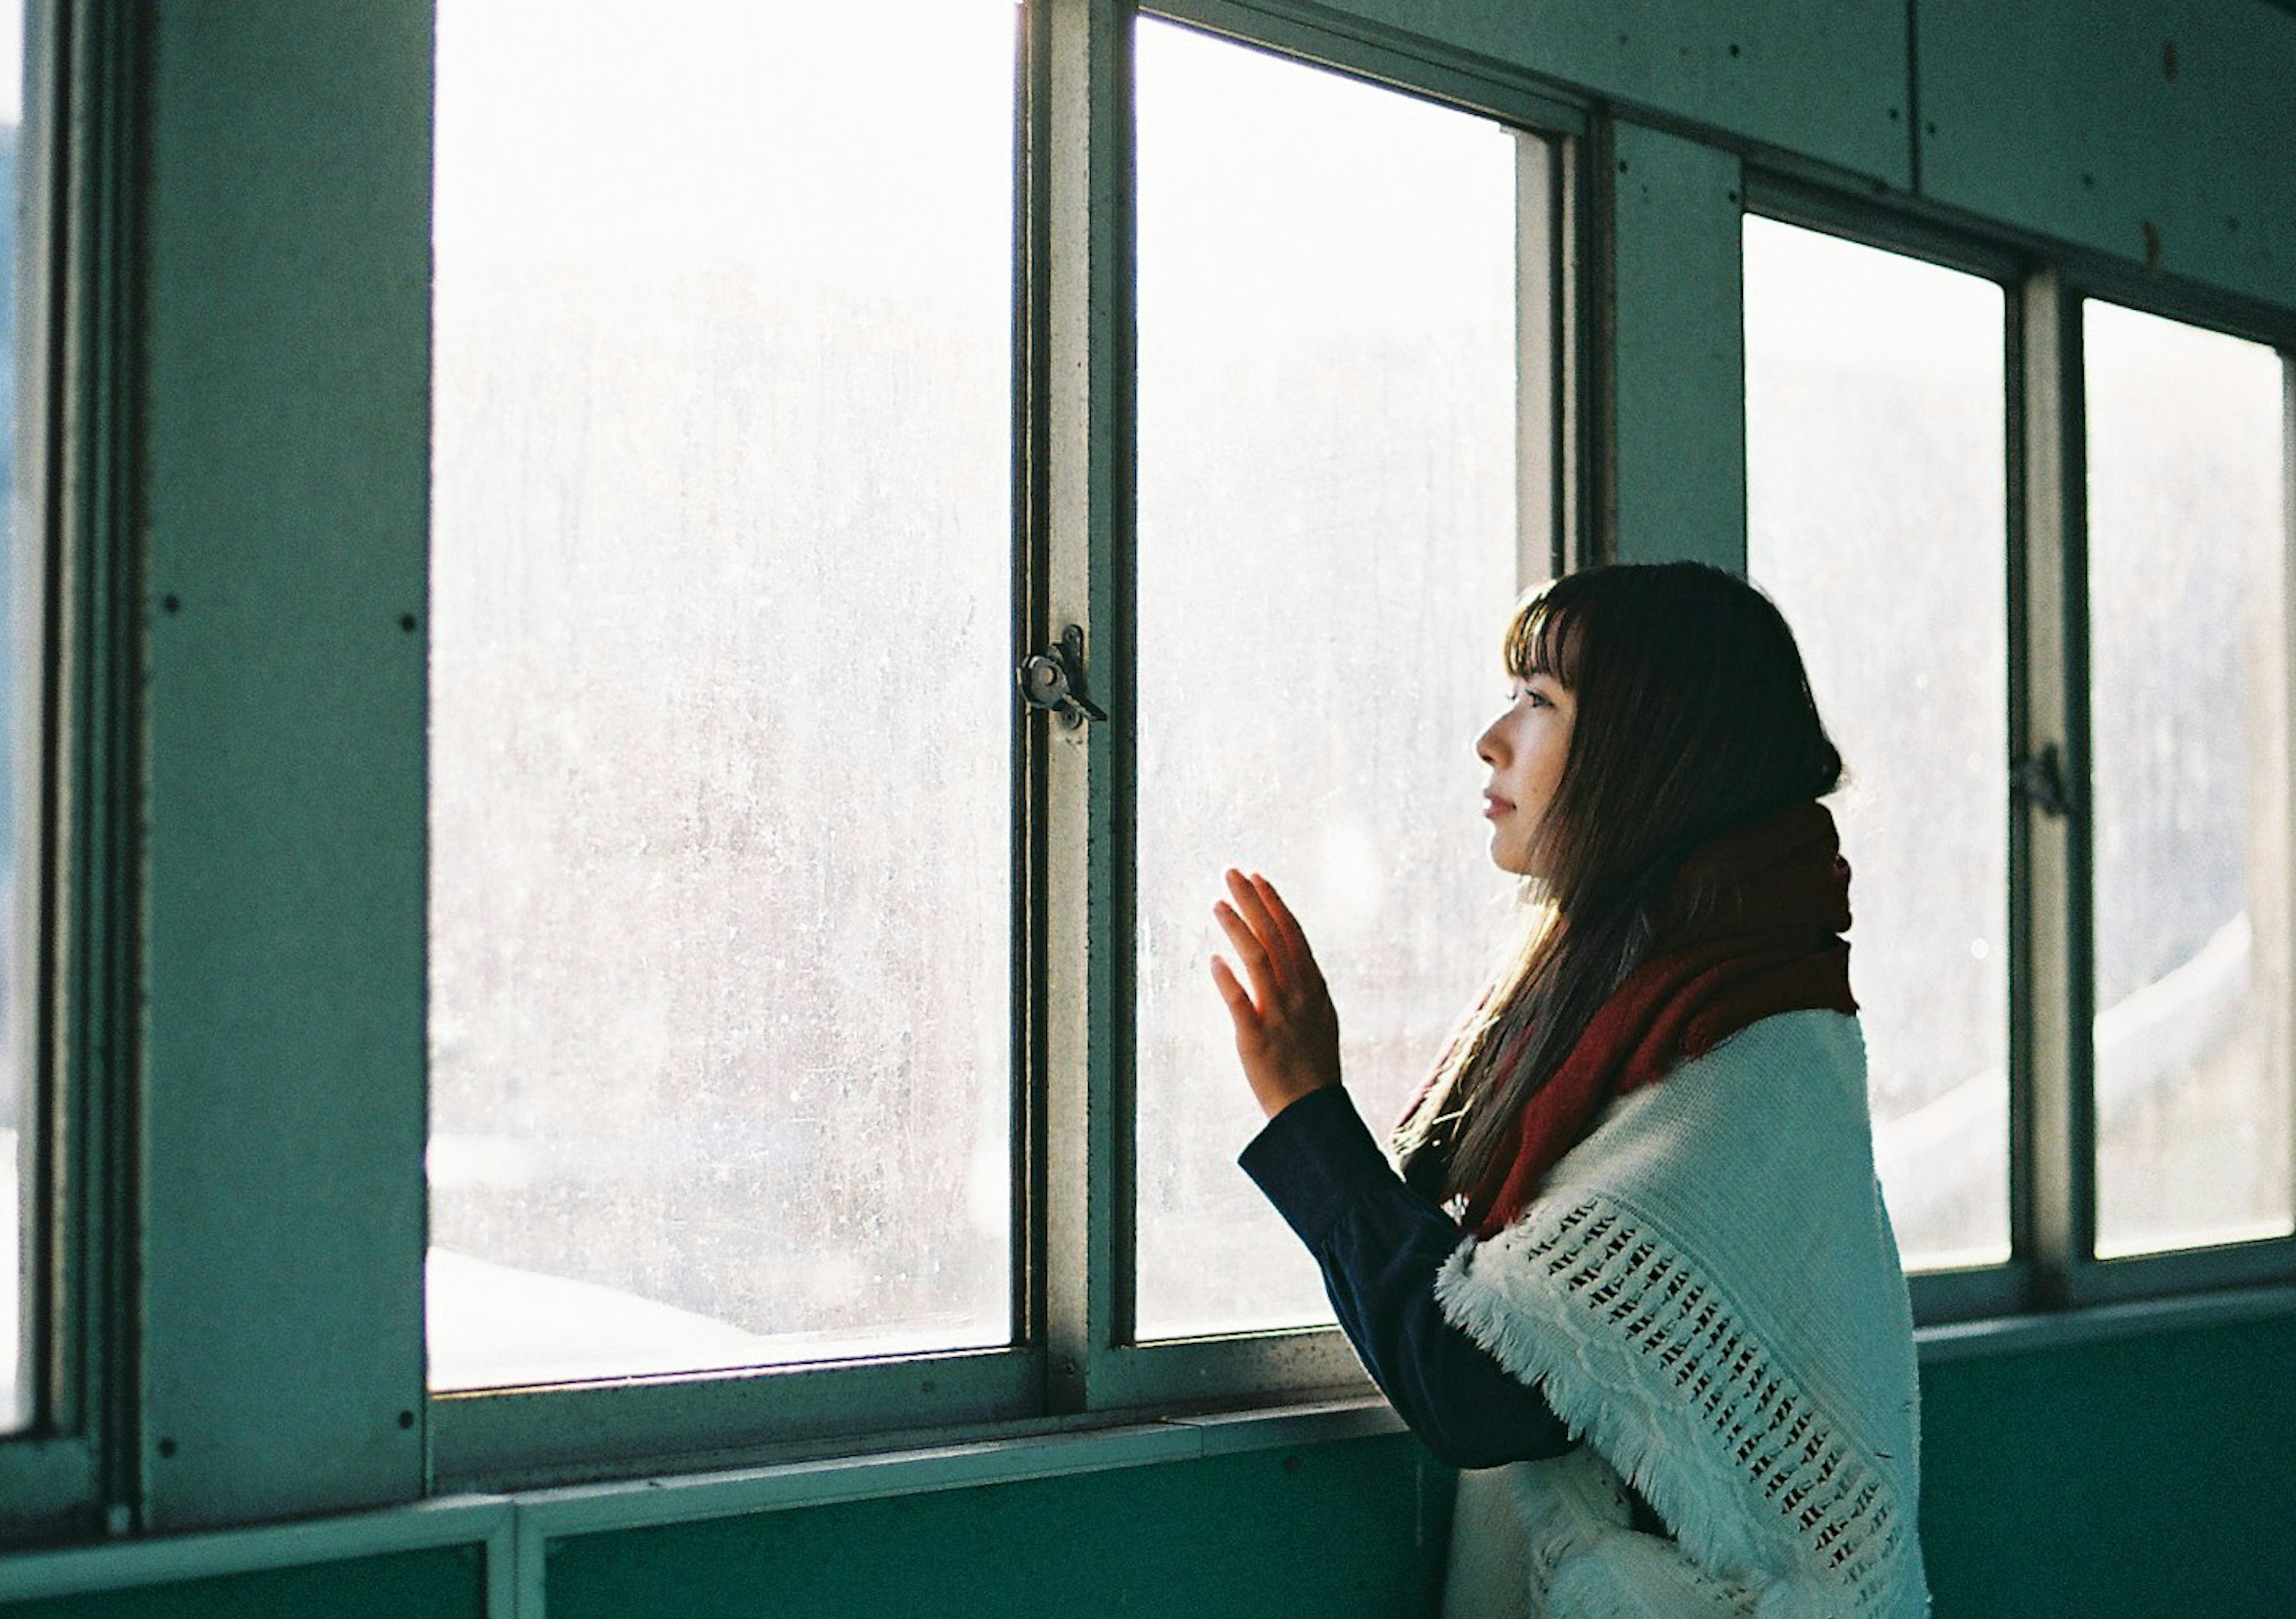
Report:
1213,893,1280,1008
1208,954,1257,1028
1210,870,1343,1117
1224,867,1299,992
1224,867,1281,951
1224,869,1324,1000
1247,873,1326,994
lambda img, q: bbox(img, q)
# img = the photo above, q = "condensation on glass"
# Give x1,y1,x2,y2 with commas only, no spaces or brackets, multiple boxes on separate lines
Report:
2087,301,2295,1259
1744,217,2012,1271
428,0,1017,1389
1,1,23,1432
1132,19,1530,1337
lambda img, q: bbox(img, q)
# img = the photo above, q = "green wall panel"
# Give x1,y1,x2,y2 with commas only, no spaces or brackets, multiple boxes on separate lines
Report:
0,1548,482,1619
1606,122,1747,573
1919,0,2296,310
137,0,433,1526
1285,0,1910,188
1919,1316,2296,1617
547,1436,1451,1619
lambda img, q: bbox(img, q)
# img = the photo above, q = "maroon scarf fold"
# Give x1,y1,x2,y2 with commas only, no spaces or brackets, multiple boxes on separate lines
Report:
1460,800,1857,1238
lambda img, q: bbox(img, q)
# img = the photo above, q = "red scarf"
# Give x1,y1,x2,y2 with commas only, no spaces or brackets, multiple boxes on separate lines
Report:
1458,800,1856,1238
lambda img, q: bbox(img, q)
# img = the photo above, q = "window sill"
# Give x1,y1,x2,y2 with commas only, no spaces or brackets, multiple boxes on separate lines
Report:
1913,1280,2296,1364
506,1282,2294,1559
512,1392,1406,1533
493,1278,2296,1531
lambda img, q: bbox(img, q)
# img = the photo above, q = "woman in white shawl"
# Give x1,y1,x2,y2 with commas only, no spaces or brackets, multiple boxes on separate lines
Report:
1211,562,1928,1618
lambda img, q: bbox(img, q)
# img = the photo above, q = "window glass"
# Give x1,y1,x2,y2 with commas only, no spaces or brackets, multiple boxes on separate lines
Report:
1132,19,1524,1337
2086,301,2294,1258
1745,216,2011,1270
1,0,22,1432
428,0,1018,1388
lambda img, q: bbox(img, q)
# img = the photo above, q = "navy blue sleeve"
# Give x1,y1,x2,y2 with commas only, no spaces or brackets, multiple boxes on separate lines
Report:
1239,1085,1574,1470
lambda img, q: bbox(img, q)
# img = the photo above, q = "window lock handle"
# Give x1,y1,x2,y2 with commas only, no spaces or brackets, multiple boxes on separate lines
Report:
1017,625,1108,727
2011,743,2075,819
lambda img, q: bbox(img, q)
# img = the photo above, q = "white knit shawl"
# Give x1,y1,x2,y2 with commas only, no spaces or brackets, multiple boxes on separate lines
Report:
1432,1010,1929,1619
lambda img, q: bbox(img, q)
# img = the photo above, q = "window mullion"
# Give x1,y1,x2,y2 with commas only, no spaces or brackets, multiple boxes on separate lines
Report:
2014,267,2096,1306
1515,131,1560,582
0,0,125,1545
1037,0,1132,1417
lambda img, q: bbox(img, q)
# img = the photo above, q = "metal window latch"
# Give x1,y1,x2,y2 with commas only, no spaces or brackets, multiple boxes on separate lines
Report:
1016,625,1108,726
2011,742,2074,819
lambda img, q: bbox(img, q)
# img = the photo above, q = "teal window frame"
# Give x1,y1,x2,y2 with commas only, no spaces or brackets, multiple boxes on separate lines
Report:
1740,176,2296,1328
0,0,121,1541
423,0,1592,1493
2022,259,2296,1311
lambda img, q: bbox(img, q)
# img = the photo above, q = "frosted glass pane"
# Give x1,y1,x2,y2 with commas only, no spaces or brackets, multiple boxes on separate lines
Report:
1133,19,1523,1339
2087,301,2294,1259
1745,216,2011,1271
428,0,1016,1388
1,2,22,1434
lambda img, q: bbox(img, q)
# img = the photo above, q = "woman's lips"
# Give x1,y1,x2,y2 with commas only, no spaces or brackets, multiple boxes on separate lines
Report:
1483,792,1514,819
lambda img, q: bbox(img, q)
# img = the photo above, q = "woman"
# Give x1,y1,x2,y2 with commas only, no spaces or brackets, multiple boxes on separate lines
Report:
1211,562,1928,1618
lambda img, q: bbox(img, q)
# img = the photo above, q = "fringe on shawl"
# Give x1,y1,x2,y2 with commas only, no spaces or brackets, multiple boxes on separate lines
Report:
1434,1195,1918,1619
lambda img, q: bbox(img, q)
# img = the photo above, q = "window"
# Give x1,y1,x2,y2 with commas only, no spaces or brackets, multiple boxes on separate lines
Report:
428,0,1021,1389
1745,216,2011,1275
2084,300,2294,1260
1744,203,2296,1315
426,0,1573,1463
1131,17,1531,1337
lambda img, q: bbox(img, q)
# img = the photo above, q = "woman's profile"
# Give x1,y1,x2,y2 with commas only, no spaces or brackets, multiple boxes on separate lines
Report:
1211,561,1929,1618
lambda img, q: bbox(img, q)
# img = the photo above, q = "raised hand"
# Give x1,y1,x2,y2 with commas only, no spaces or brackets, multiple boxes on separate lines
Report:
1210,869,1342,1119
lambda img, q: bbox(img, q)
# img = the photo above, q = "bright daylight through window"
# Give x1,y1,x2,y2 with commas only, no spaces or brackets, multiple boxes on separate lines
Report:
1132,19,1532,1336
1744,216,2011,1271
2086,300,2295,1260
428,0,1019,1389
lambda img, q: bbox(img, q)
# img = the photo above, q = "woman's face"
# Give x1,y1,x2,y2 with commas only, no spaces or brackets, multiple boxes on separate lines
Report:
1477,672,1576,876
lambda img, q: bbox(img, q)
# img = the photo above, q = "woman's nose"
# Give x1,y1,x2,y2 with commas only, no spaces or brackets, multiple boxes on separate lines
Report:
1476,715,1506,767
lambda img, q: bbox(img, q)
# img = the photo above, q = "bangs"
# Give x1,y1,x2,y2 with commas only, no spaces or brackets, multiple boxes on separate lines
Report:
1503,583,1586,687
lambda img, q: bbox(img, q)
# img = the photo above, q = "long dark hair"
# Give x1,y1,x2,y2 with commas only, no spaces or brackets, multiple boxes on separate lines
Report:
1394,561,1843,1203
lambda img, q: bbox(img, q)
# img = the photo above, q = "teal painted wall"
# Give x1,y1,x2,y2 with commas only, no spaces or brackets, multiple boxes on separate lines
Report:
546,1435,1449,1619
0,1548,483,1619
1919,1316,2296,1617
1918,0,2296,310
